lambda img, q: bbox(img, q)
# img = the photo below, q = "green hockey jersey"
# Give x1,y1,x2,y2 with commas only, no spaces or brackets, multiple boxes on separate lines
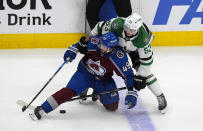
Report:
90,17,154,66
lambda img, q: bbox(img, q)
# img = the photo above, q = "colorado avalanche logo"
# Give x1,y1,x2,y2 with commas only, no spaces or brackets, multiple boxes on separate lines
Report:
116,50,124,58
86,59,106,76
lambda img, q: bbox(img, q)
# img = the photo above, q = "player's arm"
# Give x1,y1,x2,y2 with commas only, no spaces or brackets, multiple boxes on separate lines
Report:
110,50,135,90
110,50,139,109
63,36,90,62
89,18,117,37
137,35,154,77
82,21,106,43
116,54,146,91
138,42,153,66
89,21,106,37
132,24,154,73
132,30,154,90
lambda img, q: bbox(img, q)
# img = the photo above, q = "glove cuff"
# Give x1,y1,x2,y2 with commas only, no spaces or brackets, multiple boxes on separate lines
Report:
126,90,138,98
68,46,78,54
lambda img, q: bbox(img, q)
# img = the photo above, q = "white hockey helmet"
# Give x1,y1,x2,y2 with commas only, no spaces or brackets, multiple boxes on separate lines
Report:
124,13,143,36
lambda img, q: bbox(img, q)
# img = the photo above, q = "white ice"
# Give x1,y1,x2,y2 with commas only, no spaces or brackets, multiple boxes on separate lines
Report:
0,46,203,131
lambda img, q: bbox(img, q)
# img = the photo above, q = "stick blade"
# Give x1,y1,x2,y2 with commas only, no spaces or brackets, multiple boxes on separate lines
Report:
16,100,36,111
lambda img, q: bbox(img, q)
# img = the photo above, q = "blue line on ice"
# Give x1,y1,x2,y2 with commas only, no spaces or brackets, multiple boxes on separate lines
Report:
120,93,156,131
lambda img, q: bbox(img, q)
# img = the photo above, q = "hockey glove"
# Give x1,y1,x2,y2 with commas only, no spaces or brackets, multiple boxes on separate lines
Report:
78,36,88,54
134,75,147,91
79,36,88,47
125,90,138,109
63,46,78,62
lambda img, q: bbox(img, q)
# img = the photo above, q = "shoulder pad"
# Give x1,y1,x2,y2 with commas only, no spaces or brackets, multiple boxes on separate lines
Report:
132,26,152,48
110,18,124,36
88,36,100,50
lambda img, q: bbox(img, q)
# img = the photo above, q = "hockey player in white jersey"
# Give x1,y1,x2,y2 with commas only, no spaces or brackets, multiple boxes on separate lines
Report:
86,13,167,114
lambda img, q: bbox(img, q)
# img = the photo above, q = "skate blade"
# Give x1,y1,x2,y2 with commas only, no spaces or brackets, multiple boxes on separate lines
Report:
29,113,38,121
160,107,168,114
79,98,87,104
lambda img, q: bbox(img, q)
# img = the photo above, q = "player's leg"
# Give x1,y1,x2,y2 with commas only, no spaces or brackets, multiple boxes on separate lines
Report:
137,65,168,113
128,51,167,113
92,89,98,101
30,70,89,120
79,87,98,103
113,0,132,17
146,74,167,114
95,78,119,111
86,0,106,29
29,87,77,120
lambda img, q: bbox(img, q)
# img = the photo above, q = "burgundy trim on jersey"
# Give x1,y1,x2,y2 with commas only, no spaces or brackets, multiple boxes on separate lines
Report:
52,88,76,105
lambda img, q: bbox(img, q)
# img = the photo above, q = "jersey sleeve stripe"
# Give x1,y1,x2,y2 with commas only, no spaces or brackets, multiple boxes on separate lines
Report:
109,57,126,79
140,59,153,66
146,78,157,86
140,53,153,61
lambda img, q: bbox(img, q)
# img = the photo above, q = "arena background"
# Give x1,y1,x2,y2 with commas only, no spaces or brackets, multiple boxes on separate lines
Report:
0,0,202,49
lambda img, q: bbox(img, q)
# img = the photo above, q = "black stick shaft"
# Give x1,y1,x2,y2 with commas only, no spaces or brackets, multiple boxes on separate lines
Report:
22,61,68,112
69,87,127,101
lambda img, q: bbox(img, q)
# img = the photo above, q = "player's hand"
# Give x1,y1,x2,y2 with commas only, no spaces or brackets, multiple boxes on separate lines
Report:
125,90,138,109
63,46,78,62
134,75,147,91
79,36,88,47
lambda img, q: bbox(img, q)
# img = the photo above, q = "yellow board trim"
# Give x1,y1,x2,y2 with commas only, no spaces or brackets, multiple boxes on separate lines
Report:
152,31,203,46
0,31,202,49
0,33,85,49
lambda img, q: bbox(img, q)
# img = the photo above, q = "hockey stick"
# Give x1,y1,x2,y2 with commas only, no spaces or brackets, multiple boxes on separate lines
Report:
17,87,127,110
22,59,69,112
17,100,36,110
69,87,127,101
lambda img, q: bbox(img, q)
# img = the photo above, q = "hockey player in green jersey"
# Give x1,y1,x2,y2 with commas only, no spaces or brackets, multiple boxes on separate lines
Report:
87,13,167,114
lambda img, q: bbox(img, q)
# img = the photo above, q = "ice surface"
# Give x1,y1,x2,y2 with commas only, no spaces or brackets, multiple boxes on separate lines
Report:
0,47,203,131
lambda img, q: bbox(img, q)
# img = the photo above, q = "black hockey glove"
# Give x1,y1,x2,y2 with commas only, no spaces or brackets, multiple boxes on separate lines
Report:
79,36,88,47
78,36,88,54
133,75,147,91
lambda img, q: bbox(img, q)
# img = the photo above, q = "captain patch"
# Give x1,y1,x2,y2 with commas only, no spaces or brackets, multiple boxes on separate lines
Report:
116,50,124,58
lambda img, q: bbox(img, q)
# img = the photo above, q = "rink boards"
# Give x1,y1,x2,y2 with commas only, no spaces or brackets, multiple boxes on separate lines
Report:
0,31,203,49
0,0,202,48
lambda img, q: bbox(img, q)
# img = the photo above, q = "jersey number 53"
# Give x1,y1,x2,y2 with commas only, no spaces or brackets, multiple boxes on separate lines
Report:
144,44,152,54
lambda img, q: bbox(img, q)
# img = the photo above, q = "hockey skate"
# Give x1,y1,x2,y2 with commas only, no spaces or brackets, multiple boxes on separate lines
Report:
79,89,98,103
79,89,88,103
92,90,98,101
29,106,45,120
157,93,167,114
